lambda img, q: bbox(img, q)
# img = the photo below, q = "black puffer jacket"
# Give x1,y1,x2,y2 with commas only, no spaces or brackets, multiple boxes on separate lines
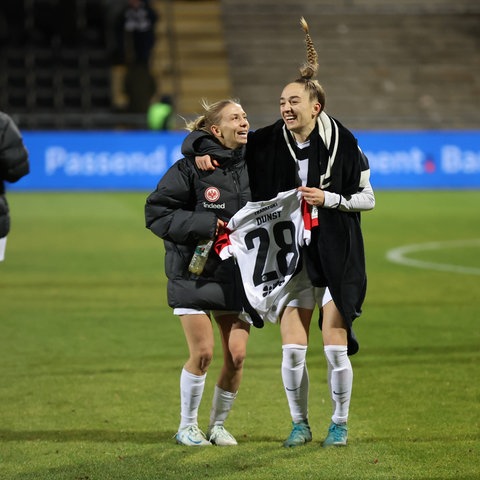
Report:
145,131,251,311
0,112,30,237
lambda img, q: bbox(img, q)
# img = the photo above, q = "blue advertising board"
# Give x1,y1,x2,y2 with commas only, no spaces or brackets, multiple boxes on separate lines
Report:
357,131,480,189
11,130,187,191
8,130,480,191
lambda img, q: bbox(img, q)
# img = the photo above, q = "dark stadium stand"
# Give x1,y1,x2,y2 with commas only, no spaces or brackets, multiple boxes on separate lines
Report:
0,0,115,129
0,0,478,130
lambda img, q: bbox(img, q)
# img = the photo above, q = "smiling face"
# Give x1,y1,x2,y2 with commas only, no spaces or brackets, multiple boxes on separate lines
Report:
280,82,321,142
210,103,249,149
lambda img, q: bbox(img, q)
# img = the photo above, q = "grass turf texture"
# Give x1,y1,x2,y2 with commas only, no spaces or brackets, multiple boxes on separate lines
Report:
1,191,479,480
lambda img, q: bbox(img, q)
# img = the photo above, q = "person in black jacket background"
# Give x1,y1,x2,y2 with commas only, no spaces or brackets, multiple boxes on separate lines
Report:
145,99,251,446
0,112,29,261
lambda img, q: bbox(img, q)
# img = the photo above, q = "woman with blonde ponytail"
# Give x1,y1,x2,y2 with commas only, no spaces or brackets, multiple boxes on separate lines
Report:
183,17,375,448
145,99,253,447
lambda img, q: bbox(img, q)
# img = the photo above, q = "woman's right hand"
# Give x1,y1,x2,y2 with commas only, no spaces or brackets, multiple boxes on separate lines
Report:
195,155,219,171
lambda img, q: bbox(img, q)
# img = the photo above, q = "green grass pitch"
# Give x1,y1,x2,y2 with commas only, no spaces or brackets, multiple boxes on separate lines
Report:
1,190,479,479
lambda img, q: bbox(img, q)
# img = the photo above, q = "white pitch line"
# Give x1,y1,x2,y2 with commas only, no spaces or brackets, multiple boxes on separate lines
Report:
386,239,480,275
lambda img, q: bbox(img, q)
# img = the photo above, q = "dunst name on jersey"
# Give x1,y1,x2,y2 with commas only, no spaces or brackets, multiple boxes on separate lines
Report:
255,211,282,226
254,202,282,226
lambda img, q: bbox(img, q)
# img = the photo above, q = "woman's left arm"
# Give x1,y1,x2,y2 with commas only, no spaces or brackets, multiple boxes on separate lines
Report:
299,148,375,212
324,146,375,212
323,180,375,212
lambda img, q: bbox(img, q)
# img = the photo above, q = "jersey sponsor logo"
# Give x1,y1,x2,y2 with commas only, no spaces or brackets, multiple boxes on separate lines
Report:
204,186,220,202
203,202,225,209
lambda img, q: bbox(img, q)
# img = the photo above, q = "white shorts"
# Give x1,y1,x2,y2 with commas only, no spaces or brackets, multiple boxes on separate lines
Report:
283,266,332,310
174,266,332,323
173,308,238,318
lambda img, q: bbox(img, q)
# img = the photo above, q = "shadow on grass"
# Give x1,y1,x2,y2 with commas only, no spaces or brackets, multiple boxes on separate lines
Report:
353,433,480,443
1,440,320,480
0,429,287,445
1,428,478,445
0,429,169,444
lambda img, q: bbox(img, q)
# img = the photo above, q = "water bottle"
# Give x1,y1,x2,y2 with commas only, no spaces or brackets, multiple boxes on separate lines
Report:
188,239,214,275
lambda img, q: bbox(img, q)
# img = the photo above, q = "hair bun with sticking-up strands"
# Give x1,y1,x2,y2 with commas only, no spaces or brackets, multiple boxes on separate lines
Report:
296,17,326,112
299,17,318,80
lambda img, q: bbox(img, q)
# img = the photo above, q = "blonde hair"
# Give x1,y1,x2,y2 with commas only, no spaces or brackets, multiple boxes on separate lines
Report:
185,98,241,132
295,17,326,112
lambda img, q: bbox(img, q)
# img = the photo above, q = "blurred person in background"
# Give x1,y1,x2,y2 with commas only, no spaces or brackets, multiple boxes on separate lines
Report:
0,112,30,261
147,94,174,131
145,99,254,446
111,0,158,112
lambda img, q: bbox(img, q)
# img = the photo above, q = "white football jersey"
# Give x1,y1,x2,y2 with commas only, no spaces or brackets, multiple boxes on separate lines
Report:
218,189,313,324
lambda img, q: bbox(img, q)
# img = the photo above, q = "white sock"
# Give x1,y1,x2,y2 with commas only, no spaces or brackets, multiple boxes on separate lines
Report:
179,368,206,429
324,345,352,425
209,385,237,427
326,358,335,414
281,344,309,423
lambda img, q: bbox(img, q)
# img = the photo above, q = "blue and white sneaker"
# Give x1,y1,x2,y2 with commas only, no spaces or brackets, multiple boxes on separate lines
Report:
175,425,211,446
283,420,312,447
322,422,348,447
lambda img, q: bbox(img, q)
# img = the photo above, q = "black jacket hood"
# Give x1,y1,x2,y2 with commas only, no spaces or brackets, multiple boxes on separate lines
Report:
181,130,245,168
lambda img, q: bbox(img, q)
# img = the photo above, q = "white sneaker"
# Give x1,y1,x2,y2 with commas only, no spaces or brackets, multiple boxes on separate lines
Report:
175,425,211,446
207,425,238,446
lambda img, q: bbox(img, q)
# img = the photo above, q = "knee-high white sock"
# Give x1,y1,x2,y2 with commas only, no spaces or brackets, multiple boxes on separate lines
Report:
179,368,206,429
282,344,309,423
324,345,353,425
209,385,237,427
326,357,335,414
